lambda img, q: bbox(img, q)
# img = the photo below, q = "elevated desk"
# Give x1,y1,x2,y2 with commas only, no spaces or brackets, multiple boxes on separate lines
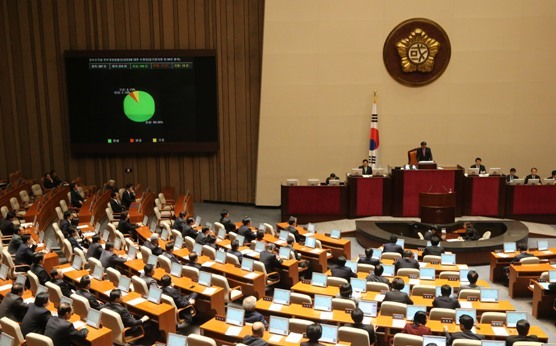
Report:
347,176,391,218
281,184,348,224
0,182,32,211
508,262,554,298
506,185,556,223
530,280,556,319
463,176,506,217
276,222,351,259
419,191,456,224
489,248,556,283
129,191,155,224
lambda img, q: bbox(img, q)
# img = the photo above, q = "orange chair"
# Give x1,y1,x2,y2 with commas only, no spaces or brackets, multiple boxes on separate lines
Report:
408,148,419,165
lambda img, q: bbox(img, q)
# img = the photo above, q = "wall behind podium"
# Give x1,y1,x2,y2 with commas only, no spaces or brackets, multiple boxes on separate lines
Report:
256,0,556,206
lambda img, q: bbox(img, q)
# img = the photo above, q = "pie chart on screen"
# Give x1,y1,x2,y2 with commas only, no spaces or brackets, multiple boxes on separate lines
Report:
123,90,155,122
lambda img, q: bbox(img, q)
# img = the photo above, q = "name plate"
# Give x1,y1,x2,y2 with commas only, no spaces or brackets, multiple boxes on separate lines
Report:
215,315,225,322
467,296,479,301
441,318,453,324
302,303,312,308
418,247,425,252
234,264,241,268
423,293,434,299
538,278,547,283
448,277,458,281
380,290,388,294
409,274,418,279
392,313,404,320
263,296,273,302
495,249,502,253
302,279,311,284
491,321,504,327
431,261,440,265
345,308,353,314
191,278,198,283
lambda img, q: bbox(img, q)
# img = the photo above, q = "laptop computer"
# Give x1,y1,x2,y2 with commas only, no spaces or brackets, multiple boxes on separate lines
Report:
537,240,549,251
36,284,48,296
311,272,327,287
114,237,122,251
118,276,132,293
15,274,26,286
346,260,358,273
193,243,203,255
269,315,289,336
166,333,188,346
0,264,9,280
503,242,517,253
225,307,245,327
278,230,289,242
420,268,435,280
102,229,109,242
313,294,332,312
460,269,470,283
195,216,201,226
235,235,245,247
330,229,341,239
351,278,367,293
455,308,477,325
198,271,212,287
279,247,291,260
506,311,527,328
85,308,102,329
406,305,427,321
549,270,556,283
217,228,226,240
358,300,378,317
147,286,163,304
273,288,291,305
422,335,446,346
441,253,456,265
319,324,339,344
215,250,227,264
241,258,254,272
480,288,499,303
254,241,266,252
170,262,182,277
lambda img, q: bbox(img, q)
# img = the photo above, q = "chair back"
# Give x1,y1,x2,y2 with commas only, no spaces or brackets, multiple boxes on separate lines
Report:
0,316,25,345
327,276,348,287
397,268,420,277
438,271,459,279
212,273,243,303
62,239,74,263
19,190,30,204
214,222,225,234
418,232,424,240
263,223,275,236
394,333,423,346
73,248,87,269
59,199,69,213
423,255,441,263
131,275,149,296
458,289,480,299
113,230,126,250
380,301,407,316
184,237,195,251
367,281,390,292
480,312,506,324
520,256,540,264
202,245,216,260
381,252,402,260
0,206,8,219
26,332,55,346
100,308,126,345
188,334,217,346
412,284,435,296
225,253,240,265
452,340,482,346
106,267,121,286
171,229,181,241
290,292,312,305
357,263,375,273
45,281,63,307
512,343,543,346
288,318,313,334
55,206,64,221
70,293,91,320
140,246,152,264
27,270,40,295
88,257,102,273
332,297,356,310
2,249,17,279
338,326,370,346
228,232,238,243
9,197,20,212
408,148,419,165
429,308,456,321
183,266,200,281
32,184,43,196
158,254,172,273
160,294,178,326
482,231,491,240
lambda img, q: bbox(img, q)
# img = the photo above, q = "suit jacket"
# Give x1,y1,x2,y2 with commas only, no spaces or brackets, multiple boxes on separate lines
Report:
110,198,124,213
102,302,143,328
244,310,268,328
173,217,186,233
259,251,283,274
432,296,461,309
182,225,198,239
511,252,534,264
359,256,380,266
383,243,403,256
238,225,256,242
0,219,17,237
227,249,243,263
8,234,23,255
45,316,88,346
76,289,101,310
219,217,236,233
470,164,486,174
416,147,433,162
445,330,485,346
163,251,181,264
286,225,304,243
185,262,202,271
70,189,84,208
330,264,357,281
86,242,103,260
506,174,519,182
143,240,163,256
300,342,326,346
121,190,136,209
0,292,29,322
195,233,208,244
118,219,138,237
506,335,539,346
359,165,373,175
347,322,376,344
242,335,269,346
21,304,52,336
140,274,158,288
459,283,480,290
395,258,419,272
162,285,195,309
524,174,541,185
402,323,432,336
365,274,390,286
31,264,51,285
99,250,126,270
60,219,72,238
384,290,413,305
15,243,36,266
422,245,444,257
52,278,74,297
68,235,83,251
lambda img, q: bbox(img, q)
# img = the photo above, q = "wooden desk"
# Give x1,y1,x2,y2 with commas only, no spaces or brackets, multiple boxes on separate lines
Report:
0,182,31,211
263,234,328,273
276,222,351,259
281,184,349,224
463,176,506,217
129,191,155,224
347,176,391,219
489,249,556,282
508,262,554,298
530,280,556,319
506,184,556,223
68,314,113,346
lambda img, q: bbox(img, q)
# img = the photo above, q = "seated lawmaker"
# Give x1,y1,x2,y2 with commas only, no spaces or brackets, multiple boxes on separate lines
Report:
416,141,433,161
99,242,126,270
325,173,340,185
359,248,380,266
331,256,357,281
366,264,390,286
433,285,460,309
443,314,485,346
463,222,479,241
45,302,89,346
510,243,534,264
0,211,19,236
506,319,539,346
0,283,28,322
110,191,124,213
238,217,256,243
243,296,268,327
384,277,413,304
402,310,432,336
524,167,541,185
242,322,269,346
347,308,376,344
506,168,519,183
219,209,236,233
118,212,139,241
422,236,444,256
301,324,325,346
359,159,372,175
423,227,438,241
470,157,486,174
460,270,481,290
102,289,153,341
383,234,403,255
395,250,419,272
160,275,197,324
285,216,304,243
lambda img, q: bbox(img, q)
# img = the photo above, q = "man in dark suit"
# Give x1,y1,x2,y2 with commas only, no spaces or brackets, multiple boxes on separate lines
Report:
31,253,50,285
102,289,150,339
141,264,158,288
143,234,163,256
45,302,88,346
359,248,380,266
331,256,357,281
259,243,283,274
68,227,83,251
59,211,74,238
510,243,534,264
0,283,28,322
383,234,403,255
443,314,485,346
238,217,256,243
76,276,102,310
366,264,390,286
416,141,433,161
359,159,373,175
99,242,126,270
470,157,486,174
524,167,541,185
506,319,539,346
285,216,305,243
15,234,36,269
423,227,438,241
69,183,84,208
242,322,269,346
51,268,74,297
384,277,413,304
243,296,268,327
21,291,52,336
185,252,203,270
0,211,19,236
118,211,139,241
301,323,326,346
460,270,481,290
433,284,460,309
110,191,124,213
86,235,103,260
173,211,187,234
121,183,136,210
422,236,444,257
195,226,210,244
227,240,243,263
347,308,376,345
8,226,23,255
162,242,181,264
181,217,198,239
395,250,419,272
219,209,236,234
506,168,519,183
160,275,197,323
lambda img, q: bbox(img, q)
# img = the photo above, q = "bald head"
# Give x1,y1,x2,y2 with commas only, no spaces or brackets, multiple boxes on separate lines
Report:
252,321,265,337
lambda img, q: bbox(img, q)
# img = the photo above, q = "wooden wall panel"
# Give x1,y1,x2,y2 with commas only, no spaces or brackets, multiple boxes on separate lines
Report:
0,0,264,203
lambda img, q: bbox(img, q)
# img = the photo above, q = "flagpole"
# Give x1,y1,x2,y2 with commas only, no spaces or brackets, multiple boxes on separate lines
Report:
369,91,380,169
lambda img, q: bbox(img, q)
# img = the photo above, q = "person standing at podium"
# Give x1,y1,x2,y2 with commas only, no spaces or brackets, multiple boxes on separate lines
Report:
470,158,486,174
416,141,433,162
359,159,373,175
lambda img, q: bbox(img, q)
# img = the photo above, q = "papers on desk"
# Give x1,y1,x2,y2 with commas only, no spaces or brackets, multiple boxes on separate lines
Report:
269,303,283,311
491,327,509,336
201,261,215,268
310,248,322,254
542,250,554,255
275,240,286,246
418,262,427,268
392,319,406,328
225,326,242,336
20,223,34,228
73,321,86,330
320,311,333,320
244,272,259,280
240,249,252,255
269,334,283,343
460,301,473,308
83,232,96,237
243,251,258,258
0,284,13,292
446,238,463,242
375,294,385,302
23,297,35,304
496,253,510,258
457,264,469,269
59,266,76,273
304,233,314,237
363,317,372,325
126,297,147,306
202,287,217,295
285,332,303,344
77,225,89,229
409,279,420,286
538,282,551,290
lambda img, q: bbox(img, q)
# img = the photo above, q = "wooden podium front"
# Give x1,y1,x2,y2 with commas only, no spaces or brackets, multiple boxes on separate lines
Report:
419,192,456,224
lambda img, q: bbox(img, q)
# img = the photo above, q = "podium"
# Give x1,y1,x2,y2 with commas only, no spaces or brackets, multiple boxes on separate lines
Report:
419,191,456,224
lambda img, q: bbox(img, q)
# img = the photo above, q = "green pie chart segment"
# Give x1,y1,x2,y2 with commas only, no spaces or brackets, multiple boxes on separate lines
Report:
123,90,155,122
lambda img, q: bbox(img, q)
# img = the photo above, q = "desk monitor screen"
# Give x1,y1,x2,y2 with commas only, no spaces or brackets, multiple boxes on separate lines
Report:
489,168,501,176
72,256,83,271
508,178,524,185
205,222,213,231
527,179,540,185
441,253,456,265
307,223,316,234
255,241,266,252
195,215,201,226
92,265,104,281
148,286,163,304
422,335,446,346
328,179,340,186
147,254,158,266
351,278,367,292
241,258,254,272
314,294,332,312
305,236,316,248
506,311,527,328
114,237,123,251
420,268,436,280
372,167,385,177
549,270,556,283
330,229,341,239
273,288,291,305
319,324,339,344
193,243,203,255
141,215,148,226
279,247,291,260
406,305,427,321
86,308,102,329
358,300,378,317
0,332,14,346
94,223,101,234
38,231,45,243
372,248,382,259
127,246,137,260
235,235,245,247
455,308,477,325
286,179,299,186
400,284,410,295
396,238,405,249
174,236,183,250
258,223,265,233
543,178,555,185
435,286,442,298
118,276,131,292
198,271,212,287
166,333,188,346
311,272,327,288
269,315,289,336
102,230,109,242
467,168,479,176
217,228,226,240
14,274,26,287
537,240,549,251
460,269,470,283
480,288,499,302
346,260,358,273
307,179,319,187
160,229,169,241
36,284,48,296
503,242,517,253
351,168,362,176
0,265,8,280
481,341,505,346
225,307,245,327
171,262,182,277
427,241,432,247
382,264,395,277
215,250,226,264
279,230,289,242
60,296,73,307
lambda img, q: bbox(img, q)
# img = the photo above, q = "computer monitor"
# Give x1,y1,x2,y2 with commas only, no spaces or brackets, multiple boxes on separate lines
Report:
14,274,26,287
193,243,203,255
0,264,8,280
217,228,226,240
351,278,367,292
38,231,45,243
118,276,132,292
435,286,443,298
455,308,477,325
400,284,410,295
160,229,169,241
345,260,358,273
351,168,363,176
171,262,182,277
241,258,254,272
279,247,291,260
441,253,456,265
311,272,327,287
279,230,289,242
537,240,549,251
174,236,183,250
286,179,299,186
460,269,470,283
422,335,447,346
198,271,212,287
406,305,427,321
330,229,341,239
195,215,201,226
508,178,524,185
543,178,555,185
527,179,540,185
127,246,137,260
113,237,123,251
396,238,405,249
304,236,316,248
480,288,499,302
313,294,332,312
382,264,395,277
60,296,73,307
503,242,517,253
549,270,556,283
225,307,245,327
307,223,316,233
506,311,527,328
319,324,339,344
358,300,378,317
489,168,501,176
166,333,188,346
236,235,248,247
273,288,291,305
205,222,213,231
372,248,382,259
269,315,289,336
373,167,385,177
0,332,15,346
147,286,163,304
215,250,227,264
255,241,266,252
328,179,340,186
307,179,320,186
258,223,265,232
141,215,148,226
420,268,436,280
94,223,101,234
481,341,505,346
102,229,109,242
36,284,48,296
86,308,102,329
147,254,158,266
72,256,83,270
46,239,53,253
467,168,479,176
427,240,432,247
92,265,104,281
